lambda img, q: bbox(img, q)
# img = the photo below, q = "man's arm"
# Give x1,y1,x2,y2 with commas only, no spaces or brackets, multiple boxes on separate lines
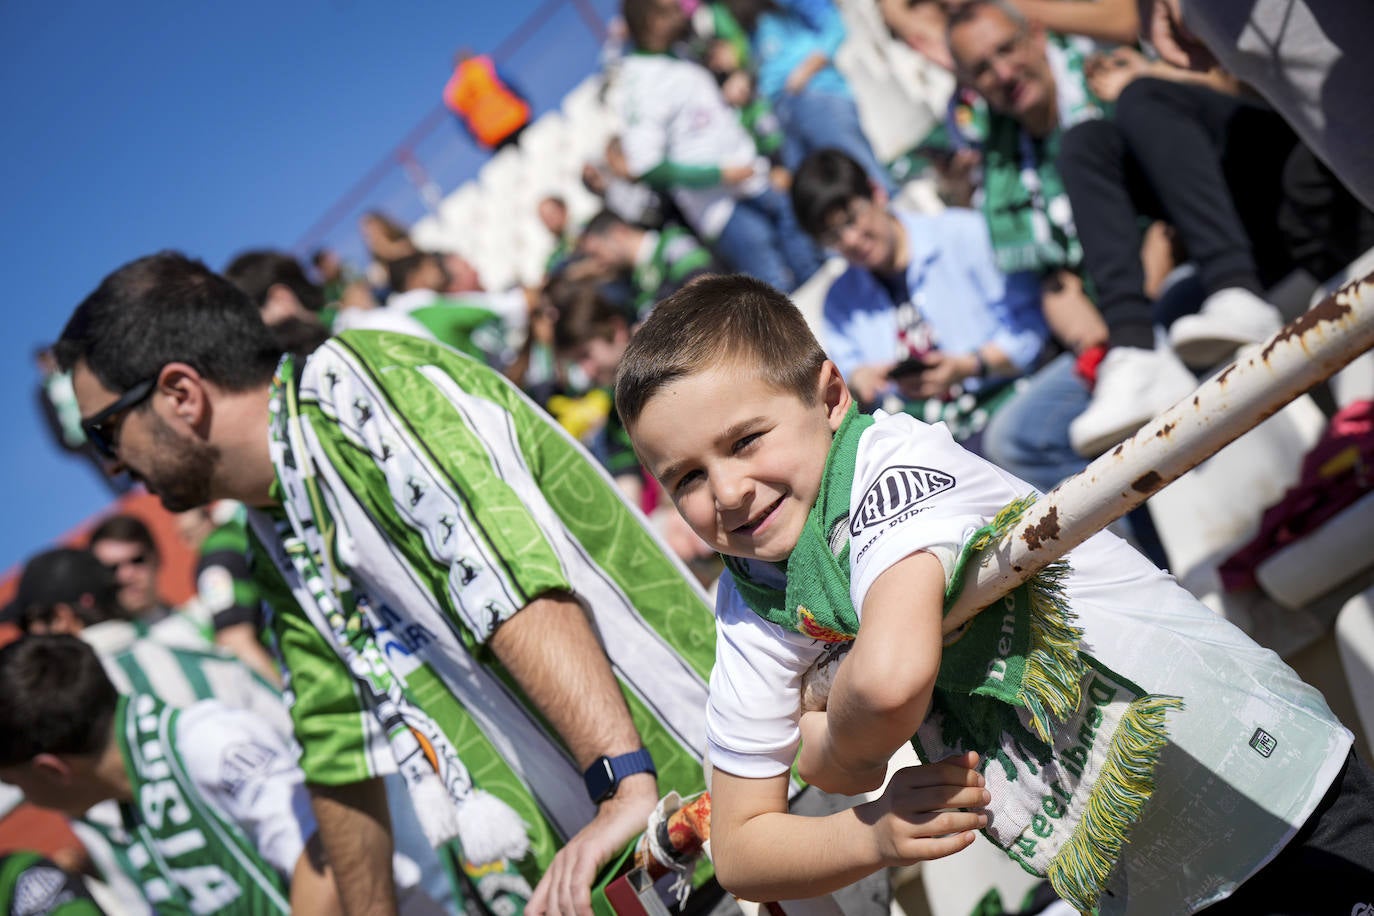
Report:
290,833,342,916
215,621,282,686
710,761,987,902
807,550,945,795
309,779,397,916
253,549,399,916
490,592,658,916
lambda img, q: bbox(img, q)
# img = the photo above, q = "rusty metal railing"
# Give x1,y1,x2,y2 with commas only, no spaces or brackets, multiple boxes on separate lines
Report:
944,269,1374,633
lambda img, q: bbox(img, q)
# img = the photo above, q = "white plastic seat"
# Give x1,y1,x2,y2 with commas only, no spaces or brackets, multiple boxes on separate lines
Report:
1336,586,1374,758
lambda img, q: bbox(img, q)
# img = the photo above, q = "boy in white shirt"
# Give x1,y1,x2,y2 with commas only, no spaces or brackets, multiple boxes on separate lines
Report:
614,274,1374,915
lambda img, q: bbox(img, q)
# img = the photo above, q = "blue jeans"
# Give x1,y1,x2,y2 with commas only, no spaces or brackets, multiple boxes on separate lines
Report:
715,185,823,291
982,352,1090,494
775,88,896,196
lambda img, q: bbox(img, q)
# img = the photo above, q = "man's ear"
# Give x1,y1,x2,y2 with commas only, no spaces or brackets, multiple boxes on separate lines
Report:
157,362,210,430
30,753,74,786
820,360,853,431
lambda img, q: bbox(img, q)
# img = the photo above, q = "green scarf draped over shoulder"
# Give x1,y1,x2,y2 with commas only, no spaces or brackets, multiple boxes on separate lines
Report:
725,406,1182,914
980,36,1104,277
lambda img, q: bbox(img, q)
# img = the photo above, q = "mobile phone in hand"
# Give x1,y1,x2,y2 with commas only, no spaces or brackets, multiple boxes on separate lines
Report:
888,356,930,379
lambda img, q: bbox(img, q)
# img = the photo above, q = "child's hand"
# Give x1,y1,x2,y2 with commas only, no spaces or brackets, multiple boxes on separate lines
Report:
860,752,989,867
798,710,889,795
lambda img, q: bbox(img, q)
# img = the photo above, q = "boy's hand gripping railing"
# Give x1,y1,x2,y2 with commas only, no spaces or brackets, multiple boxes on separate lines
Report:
945,269,1374,633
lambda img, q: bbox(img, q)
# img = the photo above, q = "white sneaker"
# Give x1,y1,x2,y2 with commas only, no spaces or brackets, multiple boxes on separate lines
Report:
1168,287,1283,368
1069,346,1198,457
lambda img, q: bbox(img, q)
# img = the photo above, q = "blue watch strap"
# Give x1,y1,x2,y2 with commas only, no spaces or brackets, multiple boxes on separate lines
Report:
583,749,656,803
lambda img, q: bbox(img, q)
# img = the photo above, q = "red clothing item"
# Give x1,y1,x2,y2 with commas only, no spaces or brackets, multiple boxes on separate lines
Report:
1219,400,1374,590
443,56,530,149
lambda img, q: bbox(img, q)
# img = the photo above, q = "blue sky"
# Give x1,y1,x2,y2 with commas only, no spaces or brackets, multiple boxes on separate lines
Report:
0,0,609,572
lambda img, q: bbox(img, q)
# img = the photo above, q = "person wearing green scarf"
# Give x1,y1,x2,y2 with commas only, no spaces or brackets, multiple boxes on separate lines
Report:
53,251,725,916
614,275,1370,916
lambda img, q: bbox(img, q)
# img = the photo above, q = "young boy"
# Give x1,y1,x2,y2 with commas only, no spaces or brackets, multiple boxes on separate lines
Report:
0,635,338,915
614,275,1373,915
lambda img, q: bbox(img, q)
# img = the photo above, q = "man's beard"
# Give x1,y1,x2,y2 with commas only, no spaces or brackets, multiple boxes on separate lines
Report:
146,411,221,513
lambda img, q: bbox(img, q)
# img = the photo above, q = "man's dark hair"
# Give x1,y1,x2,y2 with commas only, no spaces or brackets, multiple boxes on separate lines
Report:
224,250,325,313
387,252,439,294
615,274,826,427
582,209,630,239
54,251,283,394
790,149,875,238
13,549,123,632
89,514,157,556
623,0,683,52
269,316,332,358
0,636,118,767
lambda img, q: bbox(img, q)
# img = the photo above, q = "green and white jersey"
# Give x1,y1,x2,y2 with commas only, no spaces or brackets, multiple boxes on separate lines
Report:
251,330,718,876
82,621,291,739
68,624,293,916
112,693,312,915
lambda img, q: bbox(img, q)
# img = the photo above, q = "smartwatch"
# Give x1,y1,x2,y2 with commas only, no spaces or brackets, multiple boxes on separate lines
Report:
583,749,656,804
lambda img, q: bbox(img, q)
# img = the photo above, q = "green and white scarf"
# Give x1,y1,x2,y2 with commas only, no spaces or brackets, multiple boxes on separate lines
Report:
724,407,1182,913
257,354,531,868
981,37,1104,276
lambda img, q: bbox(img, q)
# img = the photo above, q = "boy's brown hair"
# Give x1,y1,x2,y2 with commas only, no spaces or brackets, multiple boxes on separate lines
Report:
614,274,827,427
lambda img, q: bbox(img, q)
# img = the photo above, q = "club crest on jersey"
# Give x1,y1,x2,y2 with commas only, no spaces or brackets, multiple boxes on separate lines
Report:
850,465,955,535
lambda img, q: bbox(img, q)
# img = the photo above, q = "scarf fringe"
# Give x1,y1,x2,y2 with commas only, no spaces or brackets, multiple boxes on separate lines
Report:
1019,560,1086,744
1047,693,1186,914
956,494,1087,745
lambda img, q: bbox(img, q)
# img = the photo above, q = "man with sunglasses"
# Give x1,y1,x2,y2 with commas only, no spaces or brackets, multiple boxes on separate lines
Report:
53,251,724,916
85,515,179,630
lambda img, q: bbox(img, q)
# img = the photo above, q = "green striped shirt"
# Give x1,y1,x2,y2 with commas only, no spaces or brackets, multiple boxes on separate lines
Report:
252,330,718,880
113,694,304,914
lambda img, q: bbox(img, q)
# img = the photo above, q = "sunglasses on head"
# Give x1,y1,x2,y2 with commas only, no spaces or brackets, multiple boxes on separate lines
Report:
81,377,158,460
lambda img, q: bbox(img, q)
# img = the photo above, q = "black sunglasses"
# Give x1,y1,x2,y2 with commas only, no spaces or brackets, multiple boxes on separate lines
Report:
81,377,158,459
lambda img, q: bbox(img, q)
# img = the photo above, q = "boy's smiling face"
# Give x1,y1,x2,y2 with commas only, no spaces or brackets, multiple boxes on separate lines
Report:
631,359,851,562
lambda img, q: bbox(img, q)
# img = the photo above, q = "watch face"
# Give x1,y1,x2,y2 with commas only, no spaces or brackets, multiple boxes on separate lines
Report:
586,756,618,804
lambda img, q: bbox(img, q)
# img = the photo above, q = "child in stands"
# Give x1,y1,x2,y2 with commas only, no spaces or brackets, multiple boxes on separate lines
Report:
614,274,1373,915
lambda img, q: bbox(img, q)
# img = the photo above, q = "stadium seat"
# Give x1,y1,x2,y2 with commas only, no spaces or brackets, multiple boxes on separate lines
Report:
1335,586,1374,757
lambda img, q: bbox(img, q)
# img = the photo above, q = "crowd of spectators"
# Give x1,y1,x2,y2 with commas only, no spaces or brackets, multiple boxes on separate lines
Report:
8,0,1374,913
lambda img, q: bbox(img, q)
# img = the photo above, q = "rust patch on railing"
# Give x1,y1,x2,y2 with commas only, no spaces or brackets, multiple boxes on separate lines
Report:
1132,470,1164,494
1260,292,1356,362
1020,506,1060,551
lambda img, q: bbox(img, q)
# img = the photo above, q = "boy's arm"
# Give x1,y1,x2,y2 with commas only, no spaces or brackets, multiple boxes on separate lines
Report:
810,551,945,794
711,758,987,902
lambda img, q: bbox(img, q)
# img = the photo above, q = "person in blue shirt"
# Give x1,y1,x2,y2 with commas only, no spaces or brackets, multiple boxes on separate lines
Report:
718,0,895,195
792,148,1089,492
